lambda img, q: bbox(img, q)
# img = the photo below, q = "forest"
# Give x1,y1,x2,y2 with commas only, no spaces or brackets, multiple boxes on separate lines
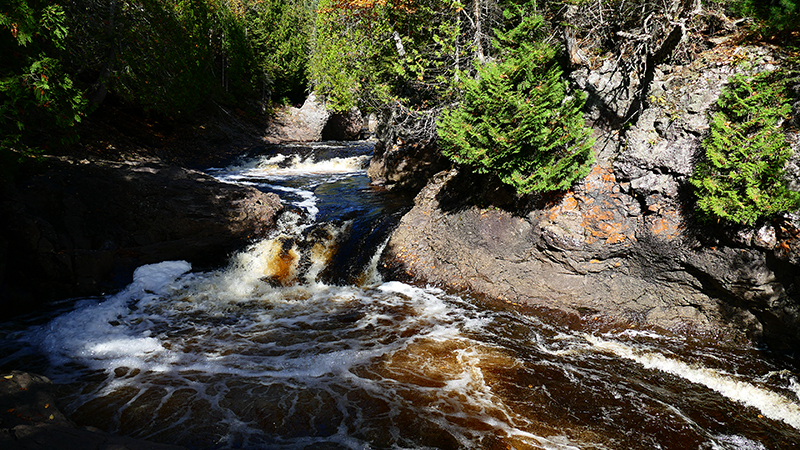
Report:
2,0,799,223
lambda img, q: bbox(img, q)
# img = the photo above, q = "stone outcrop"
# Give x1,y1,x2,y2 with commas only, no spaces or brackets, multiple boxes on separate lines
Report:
382,166,800,348
322,106,364,141
0,156,282,317
1,371,185,450
265,93,331,142
367,109,449,191
379,40,800,349
265,93,364,142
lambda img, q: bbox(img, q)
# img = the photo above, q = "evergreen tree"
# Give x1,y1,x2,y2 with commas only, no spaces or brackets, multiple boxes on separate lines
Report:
690,71,800,226
1,0,88,155
437,2,595,194
247,0,313,105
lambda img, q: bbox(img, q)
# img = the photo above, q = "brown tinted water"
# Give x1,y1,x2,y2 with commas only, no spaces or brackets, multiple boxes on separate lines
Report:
1,142,798,449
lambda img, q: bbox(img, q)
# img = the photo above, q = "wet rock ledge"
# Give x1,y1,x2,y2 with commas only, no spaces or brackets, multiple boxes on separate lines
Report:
0,155,282,317
377,40,800,350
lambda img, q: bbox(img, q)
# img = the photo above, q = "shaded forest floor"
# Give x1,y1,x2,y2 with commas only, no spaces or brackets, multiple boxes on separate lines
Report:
47,99,284,170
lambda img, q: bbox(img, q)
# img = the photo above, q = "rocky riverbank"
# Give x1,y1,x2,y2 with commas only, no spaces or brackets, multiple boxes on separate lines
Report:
376,36,800,350
0,104,286,318
0,92,372,318
0,371,186,450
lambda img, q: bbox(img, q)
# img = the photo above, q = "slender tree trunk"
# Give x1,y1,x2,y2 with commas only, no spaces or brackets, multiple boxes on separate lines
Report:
474,0,484,63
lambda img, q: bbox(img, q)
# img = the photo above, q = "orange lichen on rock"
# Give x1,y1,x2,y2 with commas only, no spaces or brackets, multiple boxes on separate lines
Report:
646,209,683,241
577,165,638,245
547,194,579,221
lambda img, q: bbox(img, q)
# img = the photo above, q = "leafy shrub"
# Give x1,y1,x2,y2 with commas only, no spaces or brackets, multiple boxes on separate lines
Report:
436,4,595,194
690,71,800,226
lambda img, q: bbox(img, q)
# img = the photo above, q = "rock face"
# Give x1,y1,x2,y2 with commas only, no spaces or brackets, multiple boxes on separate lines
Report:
322,107,364,141
0,156,282,317
1,370,185,450
367,109,449,191
380,41,800,349
383,168,800,348
265,93,365,142
265,93,331,142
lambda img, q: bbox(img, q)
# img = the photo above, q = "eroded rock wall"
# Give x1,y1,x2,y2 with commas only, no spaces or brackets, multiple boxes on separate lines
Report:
379,40,800,349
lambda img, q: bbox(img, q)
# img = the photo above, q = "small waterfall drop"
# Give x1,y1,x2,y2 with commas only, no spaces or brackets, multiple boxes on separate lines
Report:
1,141,798,450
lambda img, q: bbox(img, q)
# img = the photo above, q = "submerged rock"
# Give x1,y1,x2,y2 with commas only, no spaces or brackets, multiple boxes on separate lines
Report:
0,371,185,450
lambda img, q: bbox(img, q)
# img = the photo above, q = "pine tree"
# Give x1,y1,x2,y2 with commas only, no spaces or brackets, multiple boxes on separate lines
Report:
690,71,800,225
436,2,595,194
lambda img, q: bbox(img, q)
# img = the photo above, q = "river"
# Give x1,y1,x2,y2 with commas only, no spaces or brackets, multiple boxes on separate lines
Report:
1,141,799,449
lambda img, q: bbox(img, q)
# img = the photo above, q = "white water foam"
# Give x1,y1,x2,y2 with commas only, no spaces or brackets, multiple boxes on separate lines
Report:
709,434,768,450
32,261,192,376
222,153,369,178
585,334,800,430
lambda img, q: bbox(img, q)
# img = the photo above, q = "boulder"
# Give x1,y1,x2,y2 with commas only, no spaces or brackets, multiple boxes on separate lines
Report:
322,107,363,141
366,109,449,192
265,93,332,142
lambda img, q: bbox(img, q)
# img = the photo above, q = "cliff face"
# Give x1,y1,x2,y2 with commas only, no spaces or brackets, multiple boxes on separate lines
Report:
377,38,800,350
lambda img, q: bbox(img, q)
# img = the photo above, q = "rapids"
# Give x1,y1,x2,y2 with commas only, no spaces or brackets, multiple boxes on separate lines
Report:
1,141,799,449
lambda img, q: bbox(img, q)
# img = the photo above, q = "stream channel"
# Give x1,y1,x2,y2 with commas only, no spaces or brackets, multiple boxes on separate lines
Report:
2,141,800,449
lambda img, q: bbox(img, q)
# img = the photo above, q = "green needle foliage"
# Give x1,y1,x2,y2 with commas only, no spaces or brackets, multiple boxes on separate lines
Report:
437,2,595,194
730,0,799,35
1,1,88,156
690,70,800,226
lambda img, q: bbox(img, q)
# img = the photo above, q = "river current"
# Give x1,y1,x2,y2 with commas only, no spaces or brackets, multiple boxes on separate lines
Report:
1,141,800,449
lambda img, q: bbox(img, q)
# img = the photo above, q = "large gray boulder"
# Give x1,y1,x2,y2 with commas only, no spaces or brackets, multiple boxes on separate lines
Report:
265,93,332,142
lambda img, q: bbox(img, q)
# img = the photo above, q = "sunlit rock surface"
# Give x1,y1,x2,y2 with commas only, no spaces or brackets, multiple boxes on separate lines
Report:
381,42,800,350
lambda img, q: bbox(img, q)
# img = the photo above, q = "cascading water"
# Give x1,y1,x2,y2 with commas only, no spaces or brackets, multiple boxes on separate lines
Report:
1,141,800,449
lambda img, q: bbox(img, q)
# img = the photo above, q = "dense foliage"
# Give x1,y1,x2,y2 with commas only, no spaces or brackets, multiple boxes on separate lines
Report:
1,0,312,159
0,1,88,155
309,0,464,113
436,3,594,194
2,0,798,201
690,70,800,226
731,0,800,35
247,0,312,104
